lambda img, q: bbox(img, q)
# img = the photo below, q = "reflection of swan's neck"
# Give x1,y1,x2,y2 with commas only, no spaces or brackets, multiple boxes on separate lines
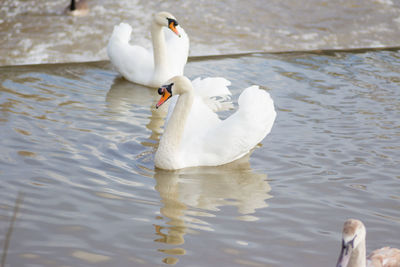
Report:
155,90,194,169
151,22,167,84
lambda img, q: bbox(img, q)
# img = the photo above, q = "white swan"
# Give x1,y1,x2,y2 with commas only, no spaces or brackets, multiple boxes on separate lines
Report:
336,219,400,267
154,76,276,170
107,12,189,88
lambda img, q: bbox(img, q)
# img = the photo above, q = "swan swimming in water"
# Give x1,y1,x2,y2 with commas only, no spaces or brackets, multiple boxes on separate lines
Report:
154,76,276,170
107,12,233,112
107,12,189,88
336,219,400,267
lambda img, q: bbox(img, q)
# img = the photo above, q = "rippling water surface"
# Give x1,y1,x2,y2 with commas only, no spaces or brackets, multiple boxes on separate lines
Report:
1,0,400,65
1,50,399,266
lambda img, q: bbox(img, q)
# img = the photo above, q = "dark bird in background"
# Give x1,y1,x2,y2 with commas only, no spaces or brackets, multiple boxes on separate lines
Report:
66,0,89,16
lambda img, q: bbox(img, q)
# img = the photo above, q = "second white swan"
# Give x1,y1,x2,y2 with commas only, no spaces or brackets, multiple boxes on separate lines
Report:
107,12,189,87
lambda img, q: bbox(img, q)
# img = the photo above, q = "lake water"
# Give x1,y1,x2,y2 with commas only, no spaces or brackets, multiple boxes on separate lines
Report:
1,51,400,266
1,1,400,267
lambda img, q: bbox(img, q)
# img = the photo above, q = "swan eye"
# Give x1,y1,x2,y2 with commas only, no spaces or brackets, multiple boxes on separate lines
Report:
167,18,178,26
167,18,180,37
158,83,173,95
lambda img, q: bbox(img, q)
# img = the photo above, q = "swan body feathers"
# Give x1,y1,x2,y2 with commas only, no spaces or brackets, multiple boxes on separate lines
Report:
155,76,276,170
107,12,189,87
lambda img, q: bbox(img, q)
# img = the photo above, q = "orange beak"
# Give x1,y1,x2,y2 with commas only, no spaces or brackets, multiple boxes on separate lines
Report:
156,87,172,109
169,22,181,37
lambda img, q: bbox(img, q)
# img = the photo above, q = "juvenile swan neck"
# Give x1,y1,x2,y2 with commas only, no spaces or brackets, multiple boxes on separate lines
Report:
348,241,366,267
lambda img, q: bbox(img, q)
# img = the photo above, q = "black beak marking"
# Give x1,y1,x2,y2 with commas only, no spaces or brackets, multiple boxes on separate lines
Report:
343,235,357,257
167,18,178,27
158,83,173,95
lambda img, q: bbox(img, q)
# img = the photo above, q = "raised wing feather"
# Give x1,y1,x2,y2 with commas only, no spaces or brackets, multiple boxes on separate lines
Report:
165,76,233,124
107,23,155,85
367,247,400,267
182,86,276,167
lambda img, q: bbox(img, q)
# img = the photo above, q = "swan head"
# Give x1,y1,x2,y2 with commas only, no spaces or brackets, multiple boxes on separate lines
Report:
336,219,366,267
156,76,191,108
156,82,173,108
154,11,181,37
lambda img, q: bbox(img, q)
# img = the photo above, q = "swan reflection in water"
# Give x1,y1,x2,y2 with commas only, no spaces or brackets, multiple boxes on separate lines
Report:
105,77,170,145
153,156,272,264
105,79,272,264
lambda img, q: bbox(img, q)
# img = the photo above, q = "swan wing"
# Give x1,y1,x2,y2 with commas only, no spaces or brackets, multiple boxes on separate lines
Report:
367,247,400,267
164,76,232,124
192,77,232,98
164,25,189,76
192,77,233,112
182,86,276,167
107,23,154,85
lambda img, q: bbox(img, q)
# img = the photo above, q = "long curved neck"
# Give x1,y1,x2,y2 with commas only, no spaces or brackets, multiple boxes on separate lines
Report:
348,240,366,267
156,90,194,168
151,22,167,83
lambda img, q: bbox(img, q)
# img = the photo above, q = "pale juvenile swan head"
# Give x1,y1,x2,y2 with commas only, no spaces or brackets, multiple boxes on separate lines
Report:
337,219,367,267
156,76,192,108
153,11,181,37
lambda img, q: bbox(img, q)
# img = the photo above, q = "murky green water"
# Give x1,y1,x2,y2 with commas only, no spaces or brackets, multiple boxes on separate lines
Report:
1,51,399,266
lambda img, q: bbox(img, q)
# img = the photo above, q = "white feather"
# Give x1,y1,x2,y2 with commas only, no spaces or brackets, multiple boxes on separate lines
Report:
155,76,276,170
107,17,189,87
